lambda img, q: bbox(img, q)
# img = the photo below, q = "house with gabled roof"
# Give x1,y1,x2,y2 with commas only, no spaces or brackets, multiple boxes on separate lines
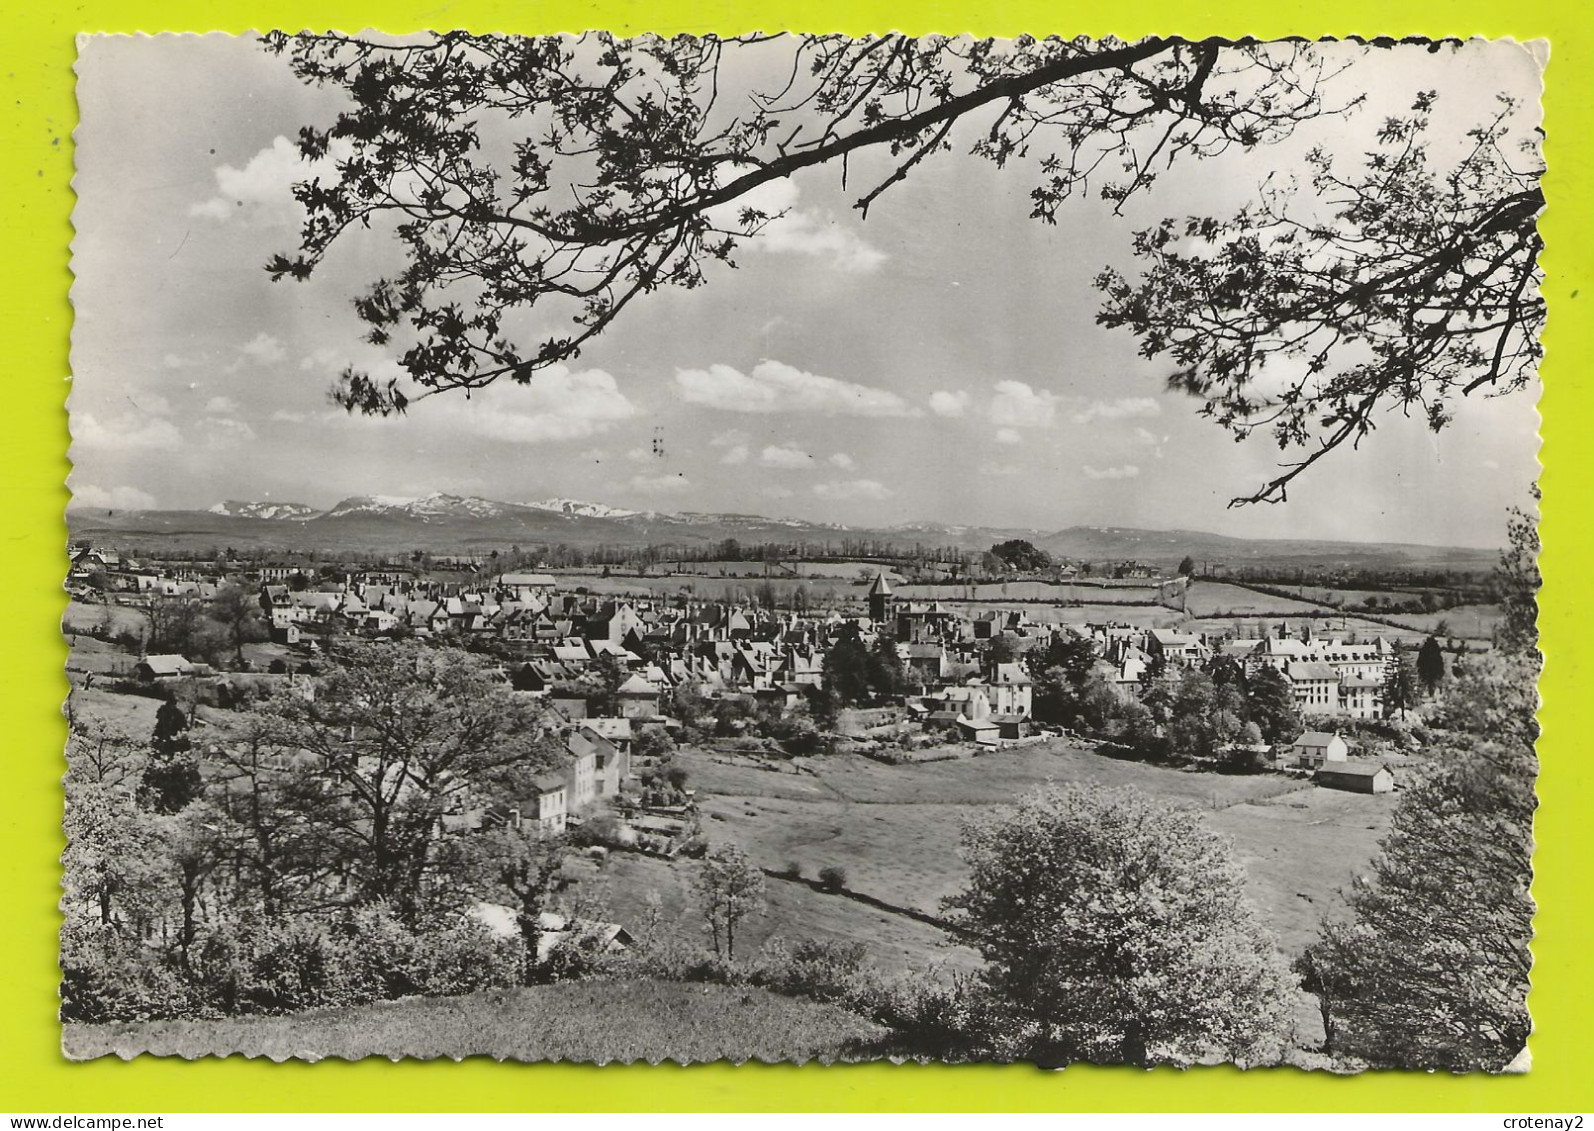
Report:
988,662,1033,716
1287,730,1349,769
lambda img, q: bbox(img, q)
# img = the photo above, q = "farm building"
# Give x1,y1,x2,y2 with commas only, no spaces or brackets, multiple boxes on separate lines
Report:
956,715,1000,747
1315,761,1396,794
134,654,194,682
1287,730,1349,769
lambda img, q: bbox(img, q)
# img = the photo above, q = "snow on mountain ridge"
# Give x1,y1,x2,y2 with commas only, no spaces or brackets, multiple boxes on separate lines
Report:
208,500,320,521
521,497,640,519
323,493,506,520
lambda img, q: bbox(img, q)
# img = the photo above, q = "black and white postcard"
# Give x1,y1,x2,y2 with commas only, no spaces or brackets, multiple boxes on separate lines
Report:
62,33,1541,1069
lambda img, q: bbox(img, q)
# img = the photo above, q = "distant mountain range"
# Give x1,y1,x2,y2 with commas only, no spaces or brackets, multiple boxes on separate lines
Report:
68,492,1501,572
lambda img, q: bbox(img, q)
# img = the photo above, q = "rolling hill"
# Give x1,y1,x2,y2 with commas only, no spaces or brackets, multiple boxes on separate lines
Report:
66,493,1501,571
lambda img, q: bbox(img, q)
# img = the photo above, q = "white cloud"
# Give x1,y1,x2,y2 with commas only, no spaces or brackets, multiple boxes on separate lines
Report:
630,472,692,495
205,396,239,415
995,427,1023,445
203,417,258,449
978,461,1021,476
813,478,893,501
1083,464,1141,480
73,412,181,452
579,447,607,461
761,486,795,500
190,135,349,225
188,198,232,221
626,446,654,463
760,443,814,469
709,429,750,448
989,380,1061,429
240,332,287,366
1073,397,1162,424
70,483,157,510
1133,426,1170,458
719,445,750,465
674,360,917,418
429,366,640,444
829,452,856,470
708,177,885,272
161,353,190,370
929,390,971,418
270,409,313,424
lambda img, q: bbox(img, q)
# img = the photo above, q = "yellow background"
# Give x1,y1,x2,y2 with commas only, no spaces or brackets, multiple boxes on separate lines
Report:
3,0,1589,1112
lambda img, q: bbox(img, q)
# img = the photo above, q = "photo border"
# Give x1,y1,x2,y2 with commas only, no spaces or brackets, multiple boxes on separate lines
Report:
4,0,1590,1112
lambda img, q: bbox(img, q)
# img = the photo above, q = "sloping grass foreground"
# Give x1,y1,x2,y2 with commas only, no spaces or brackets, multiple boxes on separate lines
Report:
63,979,886,1063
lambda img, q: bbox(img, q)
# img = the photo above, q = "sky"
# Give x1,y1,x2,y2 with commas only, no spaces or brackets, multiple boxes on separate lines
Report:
67,35,1544,547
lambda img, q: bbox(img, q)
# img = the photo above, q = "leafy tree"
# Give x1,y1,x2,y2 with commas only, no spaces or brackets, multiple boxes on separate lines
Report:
946,784,1294,1065
692,843,767,960
65,718,141,788
666,678,711,735
1303,738,1534,1069
868,631,907,699
1493,500,1540,657
1382,650,1419,719
257,641,561,919
145,597,207,658
1416,634,1447,695
1031,632,1098,687
588,652,625,717
1165,669,1246,761
986,633,1020,666
1243,662,1301,742
1204,652,1245,689
138,698,202,814
63,779,171,931
1098,90,1541,504
1426,650,1539,754
824,624,902,705
205,711,327,919
990,539,1054,573
265,33,1347,418
632,723,675,760
1177,555,1197,577
161,801,231,964
460,830,565,982
209,582,266,665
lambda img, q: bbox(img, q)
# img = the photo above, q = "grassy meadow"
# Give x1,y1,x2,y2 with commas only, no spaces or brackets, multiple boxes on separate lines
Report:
63,980,886,1063
672,742,1402,960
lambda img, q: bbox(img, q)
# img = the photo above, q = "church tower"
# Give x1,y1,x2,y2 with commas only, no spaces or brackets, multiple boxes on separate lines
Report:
868,572,895,624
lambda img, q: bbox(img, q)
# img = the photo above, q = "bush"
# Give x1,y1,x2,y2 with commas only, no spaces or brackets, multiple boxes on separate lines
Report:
752,937,868,1004
63,906,523,1023
60,920,200,1023
569,814,628,850
619,936,741,986
537,928,616,983
817,866,848,893
781,860,803,880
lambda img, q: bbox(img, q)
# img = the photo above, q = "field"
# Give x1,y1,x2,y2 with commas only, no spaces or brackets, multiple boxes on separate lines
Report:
895,580,1169,604
558,847,978,974
674,743,1402,961
62,598,149,641
1382,604,1505,640
1182,581,1326,618
62,979,885,1063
